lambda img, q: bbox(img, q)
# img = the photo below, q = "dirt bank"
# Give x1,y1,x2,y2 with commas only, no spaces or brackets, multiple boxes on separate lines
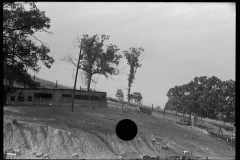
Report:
4,106,235,159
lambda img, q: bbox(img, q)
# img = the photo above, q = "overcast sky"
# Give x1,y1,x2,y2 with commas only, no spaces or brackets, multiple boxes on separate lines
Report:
30,2,235,108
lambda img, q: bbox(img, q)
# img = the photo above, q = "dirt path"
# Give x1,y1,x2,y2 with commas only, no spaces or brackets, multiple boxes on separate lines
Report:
4,105,235,159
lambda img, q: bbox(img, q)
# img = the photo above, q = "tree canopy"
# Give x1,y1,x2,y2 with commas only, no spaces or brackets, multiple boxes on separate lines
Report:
116,89,124,102
165,76,235,122
3,2,55,92
130,92,143,105
62,34,122,91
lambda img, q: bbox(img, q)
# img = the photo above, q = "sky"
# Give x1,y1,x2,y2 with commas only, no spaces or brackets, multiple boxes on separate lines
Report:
29,2,236,109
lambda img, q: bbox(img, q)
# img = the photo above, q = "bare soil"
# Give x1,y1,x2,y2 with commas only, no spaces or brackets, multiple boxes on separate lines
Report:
4,104,235,159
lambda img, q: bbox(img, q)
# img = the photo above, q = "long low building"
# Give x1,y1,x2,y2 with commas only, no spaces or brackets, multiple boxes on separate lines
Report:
6,88,107,108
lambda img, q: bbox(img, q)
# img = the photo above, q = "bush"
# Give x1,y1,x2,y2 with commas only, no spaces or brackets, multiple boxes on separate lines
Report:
12,119,18,125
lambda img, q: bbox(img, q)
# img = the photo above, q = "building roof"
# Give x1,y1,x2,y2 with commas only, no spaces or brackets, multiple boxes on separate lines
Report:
11,88,106,94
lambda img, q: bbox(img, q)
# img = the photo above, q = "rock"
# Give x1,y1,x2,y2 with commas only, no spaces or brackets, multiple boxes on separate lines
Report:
183,150,189,155
42,154,49,159
6,152,16,159
150,134,156,142
35,152,44,157
184,134,188,138
13,149,21,155
161,145,168,150
143,155,151,160
54,129,59,134
142,155,160,160
155,141,161,145
71,153,78,158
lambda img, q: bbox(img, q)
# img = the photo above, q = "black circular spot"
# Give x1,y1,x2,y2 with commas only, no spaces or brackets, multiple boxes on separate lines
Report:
116,119,138,141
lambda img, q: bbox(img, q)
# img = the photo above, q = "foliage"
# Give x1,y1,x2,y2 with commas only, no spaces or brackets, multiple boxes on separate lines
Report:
123,47,144,104
3,2,55,92
116,89,124,102
62,34,122,91
12,119,18,125
166,76,235,122
130,92,142,105
33,76,73,89
106,97,120,103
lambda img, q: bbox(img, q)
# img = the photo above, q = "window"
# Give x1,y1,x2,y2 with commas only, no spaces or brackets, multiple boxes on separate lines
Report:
34,93,52,99
75,95,81,100
62,94,72,98
82,95,89,100
100,95,106,101
28,96,32,101
11,96,15,101
90,95,100,101
18,96,24,101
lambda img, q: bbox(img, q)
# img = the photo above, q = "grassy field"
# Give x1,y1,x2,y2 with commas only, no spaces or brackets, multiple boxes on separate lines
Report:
107,100,235,143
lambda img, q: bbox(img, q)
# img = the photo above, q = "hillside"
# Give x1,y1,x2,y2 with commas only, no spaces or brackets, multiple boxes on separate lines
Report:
4,105,235,159
33,76,73,89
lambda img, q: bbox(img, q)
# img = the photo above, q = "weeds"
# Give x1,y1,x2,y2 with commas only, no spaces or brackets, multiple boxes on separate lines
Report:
12,119,18,125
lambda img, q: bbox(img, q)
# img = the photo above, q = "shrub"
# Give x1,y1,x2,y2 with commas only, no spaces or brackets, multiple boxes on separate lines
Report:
12,119,18,125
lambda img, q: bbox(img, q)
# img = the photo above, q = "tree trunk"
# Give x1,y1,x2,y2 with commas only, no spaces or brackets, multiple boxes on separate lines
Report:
164,107,165,119
189,113,191,125
87,74,92,91
127,87,131,105
3,86,6,105
183,109,185,123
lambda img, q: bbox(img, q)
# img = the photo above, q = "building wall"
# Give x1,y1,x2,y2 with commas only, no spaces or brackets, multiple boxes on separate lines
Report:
6,89,107,108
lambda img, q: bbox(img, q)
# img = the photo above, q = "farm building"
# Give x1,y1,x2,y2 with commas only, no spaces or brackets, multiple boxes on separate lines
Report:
5,88,107,108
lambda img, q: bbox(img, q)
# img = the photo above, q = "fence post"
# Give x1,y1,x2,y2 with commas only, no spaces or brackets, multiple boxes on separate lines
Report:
164,107,165,119
89,92,90,107
218,127,220,138
152,104,153,112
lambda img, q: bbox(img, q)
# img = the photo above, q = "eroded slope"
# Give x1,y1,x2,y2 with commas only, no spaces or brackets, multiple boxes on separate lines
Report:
4,106,235,159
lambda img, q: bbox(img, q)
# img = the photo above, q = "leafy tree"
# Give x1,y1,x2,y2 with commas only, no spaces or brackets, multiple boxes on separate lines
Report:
219,80,235,122
62,34,122,91
3,2,55,92
166,85,184,115
165,99,175,110
130,92,142,105
123,47,144,104
116,89,124,102
166,76,235,121
198,76,222,118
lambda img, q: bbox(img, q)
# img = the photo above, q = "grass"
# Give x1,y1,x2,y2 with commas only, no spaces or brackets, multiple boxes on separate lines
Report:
154,108,234,130
107,98,235,145
208,121,234,131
